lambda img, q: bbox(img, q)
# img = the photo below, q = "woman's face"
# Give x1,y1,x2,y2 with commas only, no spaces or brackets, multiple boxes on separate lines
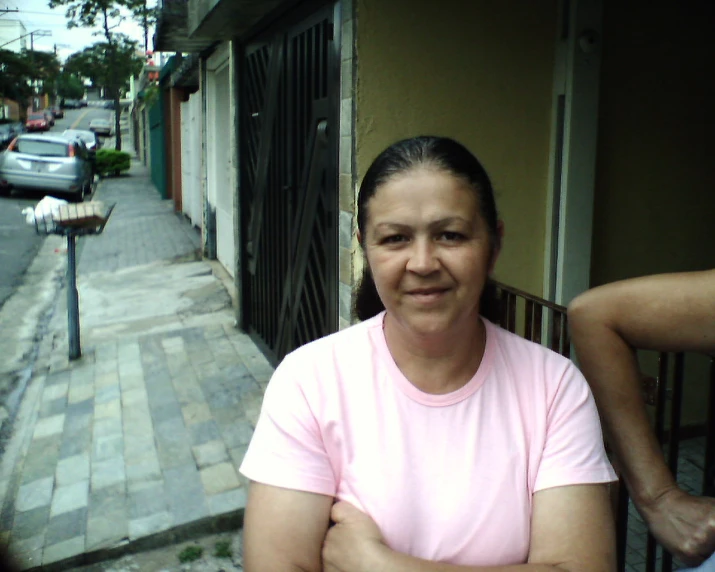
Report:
363,167,500,338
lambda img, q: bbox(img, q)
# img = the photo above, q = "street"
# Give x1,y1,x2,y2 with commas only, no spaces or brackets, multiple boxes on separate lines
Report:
0,106,113,311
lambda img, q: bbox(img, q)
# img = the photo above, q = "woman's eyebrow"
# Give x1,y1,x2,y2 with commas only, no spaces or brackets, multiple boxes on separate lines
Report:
428,217,470,228
373,218,471,231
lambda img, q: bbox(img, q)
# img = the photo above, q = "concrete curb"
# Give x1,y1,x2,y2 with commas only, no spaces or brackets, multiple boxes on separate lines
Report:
24,509,244,571
0,235,66,446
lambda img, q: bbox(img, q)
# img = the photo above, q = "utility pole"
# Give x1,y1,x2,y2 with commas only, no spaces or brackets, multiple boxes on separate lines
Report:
26,30,52,111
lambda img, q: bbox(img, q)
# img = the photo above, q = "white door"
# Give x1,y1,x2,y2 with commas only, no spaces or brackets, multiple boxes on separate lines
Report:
181,96,202,227
211,64,234,276
205,45,234,277
544,0,603,305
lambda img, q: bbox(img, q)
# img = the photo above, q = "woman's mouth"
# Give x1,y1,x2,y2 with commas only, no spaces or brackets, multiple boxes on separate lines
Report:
407,288,449,302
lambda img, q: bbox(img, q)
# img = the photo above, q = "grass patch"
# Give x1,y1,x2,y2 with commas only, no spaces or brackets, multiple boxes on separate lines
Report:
177,545,204,563
214,540,233,559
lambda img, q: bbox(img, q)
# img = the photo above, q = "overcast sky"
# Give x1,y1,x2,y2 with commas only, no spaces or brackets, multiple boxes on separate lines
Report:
0,0,156,61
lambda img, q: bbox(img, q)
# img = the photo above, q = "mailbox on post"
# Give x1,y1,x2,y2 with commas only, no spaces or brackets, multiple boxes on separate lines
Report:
32,201,115,360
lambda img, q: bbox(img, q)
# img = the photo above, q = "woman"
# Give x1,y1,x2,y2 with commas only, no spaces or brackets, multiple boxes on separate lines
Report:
240,136,617,571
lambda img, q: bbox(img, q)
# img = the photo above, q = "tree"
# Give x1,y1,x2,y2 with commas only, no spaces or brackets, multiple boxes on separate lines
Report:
0,49,33,114
24,49,62,99
131,0,158,54
49,0,145,150
57,72,86,100
64,36,143,97
0,49,60,115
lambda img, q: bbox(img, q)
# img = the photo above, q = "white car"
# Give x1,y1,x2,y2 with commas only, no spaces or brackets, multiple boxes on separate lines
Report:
89,118,113,136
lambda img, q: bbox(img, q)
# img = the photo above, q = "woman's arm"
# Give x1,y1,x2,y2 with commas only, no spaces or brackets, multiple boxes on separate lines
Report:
568,269,715,565
324,484,615,572
243,482,333,572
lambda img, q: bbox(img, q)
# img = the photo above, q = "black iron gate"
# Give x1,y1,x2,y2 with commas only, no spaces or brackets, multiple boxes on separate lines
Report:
240,4,339,364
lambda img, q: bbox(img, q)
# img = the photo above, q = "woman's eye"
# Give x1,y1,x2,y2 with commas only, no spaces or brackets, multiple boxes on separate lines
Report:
382,235,406,244
439,231,465,242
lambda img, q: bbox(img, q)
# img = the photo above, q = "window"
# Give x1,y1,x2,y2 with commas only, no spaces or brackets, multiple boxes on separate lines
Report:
15,140,69,157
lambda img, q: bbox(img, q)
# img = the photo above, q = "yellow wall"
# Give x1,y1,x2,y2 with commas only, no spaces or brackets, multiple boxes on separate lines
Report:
592,1,715,285
355,0,558,295
593,2,715,427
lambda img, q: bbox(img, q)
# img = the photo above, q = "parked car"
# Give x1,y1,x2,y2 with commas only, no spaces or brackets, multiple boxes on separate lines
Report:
62,129,100,175
102,100,115,109
26,113,50,132
42,110,55,127
51,106,64,119
11,122,25,137
62,99,81,109
79,100,88,107
0,124,14,150
89,118,113,136
62,129,99,154
0,134,93,200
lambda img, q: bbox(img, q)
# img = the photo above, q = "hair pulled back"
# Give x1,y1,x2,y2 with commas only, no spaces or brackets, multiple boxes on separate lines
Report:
353,135,501,322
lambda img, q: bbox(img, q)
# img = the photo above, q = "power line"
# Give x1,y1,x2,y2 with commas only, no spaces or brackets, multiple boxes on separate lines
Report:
16,10,68,17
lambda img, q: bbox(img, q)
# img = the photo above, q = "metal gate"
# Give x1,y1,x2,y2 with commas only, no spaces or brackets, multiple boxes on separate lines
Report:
240,4,339,364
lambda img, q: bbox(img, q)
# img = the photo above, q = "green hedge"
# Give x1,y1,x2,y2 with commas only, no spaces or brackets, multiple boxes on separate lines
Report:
95,149,131,177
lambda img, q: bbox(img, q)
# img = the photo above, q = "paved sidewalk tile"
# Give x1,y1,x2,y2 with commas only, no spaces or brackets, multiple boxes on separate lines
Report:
3,159,280,566
43,535,84,565
16,478,53,513
50,480,89,517
199,462,240,496
56,453,90,487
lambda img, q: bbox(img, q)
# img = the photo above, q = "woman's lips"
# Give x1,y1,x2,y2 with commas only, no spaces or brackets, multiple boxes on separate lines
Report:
407,288,449,302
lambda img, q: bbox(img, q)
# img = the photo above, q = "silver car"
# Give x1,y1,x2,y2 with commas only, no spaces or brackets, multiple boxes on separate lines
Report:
0,134,93,201
89,118,113,136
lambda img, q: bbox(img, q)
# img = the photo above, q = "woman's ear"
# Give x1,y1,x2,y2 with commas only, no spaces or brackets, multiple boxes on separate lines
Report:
356,229,363,246
489,221,504,273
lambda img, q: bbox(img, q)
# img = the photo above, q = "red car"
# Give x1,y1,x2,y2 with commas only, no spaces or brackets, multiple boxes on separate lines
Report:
25,113,50,132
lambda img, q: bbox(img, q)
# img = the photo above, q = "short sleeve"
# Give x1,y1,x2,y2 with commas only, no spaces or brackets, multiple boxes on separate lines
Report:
533,362,617,492
239,354,337,496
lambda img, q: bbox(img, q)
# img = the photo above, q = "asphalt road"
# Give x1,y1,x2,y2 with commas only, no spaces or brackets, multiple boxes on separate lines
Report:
0,105,114,310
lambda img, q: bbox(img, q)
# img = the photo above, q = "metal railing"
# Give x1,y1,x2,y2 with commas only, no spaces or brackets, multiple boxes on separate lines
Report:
491,280,715,571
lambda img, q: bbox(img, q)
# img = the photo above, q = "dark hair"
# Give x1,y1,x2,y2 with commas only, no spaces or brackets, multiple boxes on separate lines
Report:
353,135,501,322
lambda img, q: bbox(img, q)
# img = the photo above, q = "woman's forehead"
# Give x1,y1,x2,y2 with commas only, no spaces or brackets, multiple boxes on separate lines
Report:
367,169,478,216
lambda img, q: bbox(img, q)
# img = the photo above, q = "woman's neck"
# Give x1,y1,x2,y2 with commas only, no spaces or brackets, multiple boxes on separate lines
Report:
383,313,487,395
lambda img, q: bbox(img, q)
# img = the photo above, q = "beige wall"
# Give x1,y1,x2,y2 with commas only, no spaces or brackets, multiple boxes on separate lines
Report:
592,2,715,427
354,0,558,296
592,1,715,286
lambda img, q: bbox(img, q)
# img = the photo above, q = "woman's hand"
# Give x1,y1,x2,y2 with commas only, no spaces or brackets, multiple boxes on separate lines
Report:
322,502,388,572
641,487,715,566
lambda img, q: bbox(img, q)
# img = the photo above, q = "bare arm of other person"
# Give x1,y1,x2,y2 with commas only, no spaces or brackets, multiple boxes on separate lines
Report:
568,269,715,566
323,484,615,572
243,482,333,572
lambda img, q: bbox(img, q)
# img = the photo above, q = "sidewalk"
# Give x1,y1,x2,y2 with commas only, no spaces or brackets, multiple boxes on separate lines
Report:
0,153,272,570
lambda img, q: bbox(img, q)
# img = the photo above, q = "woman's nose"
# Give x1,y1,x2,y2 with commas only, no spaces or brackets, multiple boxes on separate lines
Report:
406,239,439,275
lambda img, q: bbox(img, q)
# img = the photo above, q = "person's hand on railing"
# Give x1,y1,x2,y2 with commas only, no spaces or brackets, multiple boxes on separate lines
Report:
641,486,715,567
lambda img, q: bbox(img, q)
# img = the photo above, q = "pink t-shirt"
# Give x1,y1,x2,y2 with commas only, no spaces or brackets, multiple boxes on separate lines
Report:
240,313,616,566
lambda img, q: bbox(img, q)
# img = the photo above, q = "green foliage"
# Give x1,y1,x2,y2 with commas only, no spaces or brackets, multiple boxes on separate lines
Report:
0,49,61,100
64,36,144,96
49,0,148,151
142,83,159,107
57,72,86,100
177,545,203,563
96,149,131,177
214,540,232,559
49,0,146,30
0,49,33,102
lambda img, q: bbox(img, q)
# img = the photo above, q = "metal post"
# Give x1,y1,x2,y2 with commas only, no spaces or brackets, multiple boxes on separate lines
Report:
67,233,81,360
